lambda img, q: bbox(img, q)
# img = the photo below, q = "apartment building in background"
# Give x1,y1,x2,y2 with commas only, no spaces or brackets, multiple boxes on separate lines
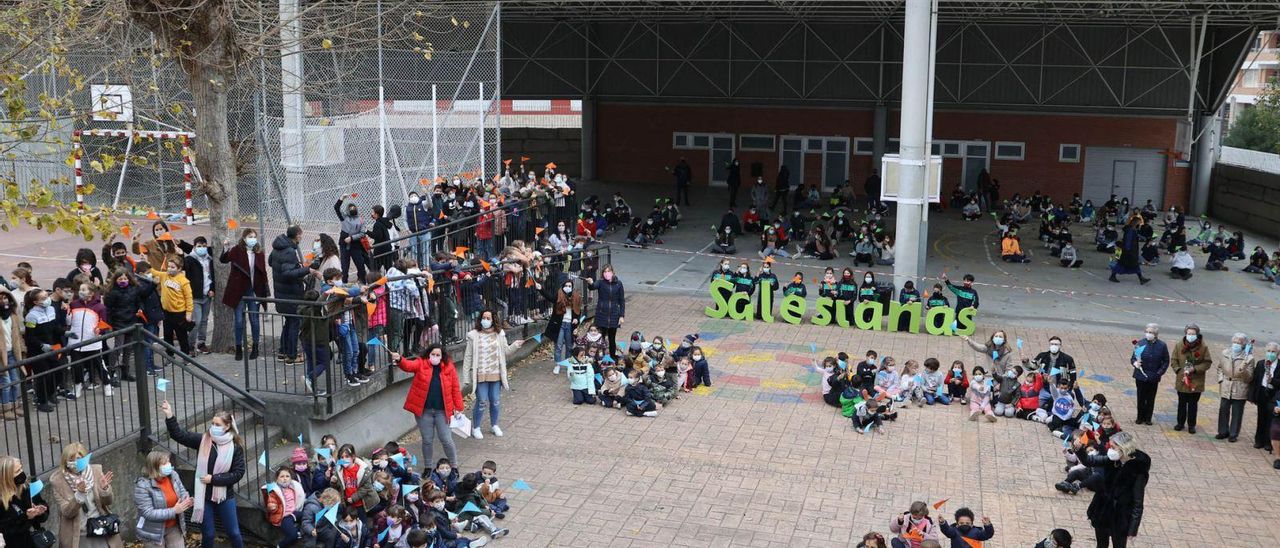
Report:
1225,30,1279,127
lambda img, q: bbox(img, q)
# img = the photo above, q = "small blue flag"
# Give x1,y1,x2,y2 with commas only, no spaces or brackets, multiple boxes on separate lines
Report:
809,343,818,353
935,385,946,397
992,350,999,361
601,354,615,364
377,529,389,542
156,378,169,392
75,453,92,473
263,482,279,494
410,454,418,466
401,483,420,496
863,422,874,433
258,451,267,467
447,509,458,521
532,333,542,343
390,453,405,467
558,359,572,367
318,503,340,525
617,341,627,352
594,373,603,384
510,479,531,491
366,337,383,347
297,433,304,444
950,321,958,334
1016,338,1023,349
316,447,332,461
460,501,484,515
1049,367,1062,376
29,479,44,498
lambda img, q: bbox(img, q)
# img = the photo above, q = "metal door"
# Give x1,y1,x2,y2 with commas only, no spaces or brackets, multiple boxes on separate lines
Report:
1111,160,1137,202
779,136,804,185
961,142,990,191
708,134,735,186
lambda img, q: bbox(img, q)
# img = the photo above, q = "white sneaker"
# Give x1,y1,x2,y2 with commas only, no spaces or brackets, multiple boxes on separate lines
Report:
553,365,561,375
104,384,113,397
472,428,484,439
491,425,503,437
642,411,658,417
74,384,82,399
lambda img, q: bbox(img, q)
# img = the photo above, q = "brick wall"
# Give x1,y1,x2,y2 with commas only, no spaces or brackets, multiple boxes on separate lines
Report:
501,127,582,176
596,102,1193,208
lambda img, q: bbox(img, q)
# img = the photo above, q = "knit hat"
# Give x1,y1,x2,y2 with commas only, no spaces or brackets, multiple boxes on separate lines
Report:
682,333,699,345
290,447,308,464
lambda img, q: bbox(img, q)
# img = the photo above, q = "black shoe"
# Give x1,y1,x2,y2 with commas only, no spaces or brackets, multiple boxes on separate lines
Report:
1229,437,1238,443
1274,459,1280,470
1108,274,1119,282
1139,277,1151,285
234,346,243,361
1174,424,1184,431
119,373,137,382
494,512,505,520
1188,426,1197,434
1054,481,1073,494
109,379,121,388
1254,443,1268,449
249,347,258,360
37,403,55,413
1215,433,1229,440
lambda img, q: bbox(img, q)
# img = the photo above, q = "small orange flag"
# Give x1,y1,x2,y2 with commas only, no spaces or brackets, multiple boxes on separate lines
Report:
120,225,132,238
227,219,239,229
525,277,535,288
478,199,491,209
146,211,159,220
168,224,184,232
365,301,376,318
156,233,174,241
374,276,388,286
438,212,447,220
932,498,949,510
535,227,545,235
96,320,112,331
419,178,430,186
545,162,557,169
303,252,315,263
351,192,359,198
520,156,530,162
453,246,469,257
502,159,512,166
479,260,491,272
427,276,435,292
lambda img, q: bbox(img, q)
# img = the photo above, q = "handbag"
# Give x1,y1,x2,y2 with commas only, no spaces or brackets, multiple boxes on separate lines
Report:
86,514,122,537
31,527,56,548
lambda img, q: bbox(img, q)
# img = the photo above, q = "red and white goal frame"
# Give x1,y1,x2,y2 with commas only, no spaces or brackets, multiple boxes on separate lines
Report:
71,128,197,225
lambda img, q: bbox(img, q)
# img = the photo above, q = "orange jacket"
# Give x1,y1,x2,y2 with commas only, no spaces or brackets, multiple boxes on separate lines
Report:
1001,236,1023,256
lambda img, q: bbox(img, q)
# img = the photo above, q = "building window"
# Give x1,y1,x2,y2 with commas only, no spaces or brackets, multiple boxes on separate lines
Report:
739,134,776,151
994,141,1025,161
1059,143,1081,163
853,138,874,155
942,142,962,158
673,132,715,150
1244,69,1261,87
511,100,551,112
692,135,710,148
673,133,689,148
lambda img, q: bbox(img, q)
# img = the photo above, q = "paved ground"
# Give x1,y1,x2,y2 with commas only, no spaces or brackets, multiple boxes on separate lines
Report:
411,293,1280,548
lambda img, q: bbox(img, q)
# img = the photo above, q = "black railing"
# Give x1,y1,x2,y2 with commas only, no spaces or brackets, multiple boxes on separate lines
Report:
0,326,270,483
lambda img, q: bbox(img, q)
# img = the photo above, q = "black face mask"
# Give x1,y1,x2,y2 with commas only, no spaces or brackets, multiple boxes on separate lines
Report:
0,303,11,319
348,209,358,217
13,472,26,486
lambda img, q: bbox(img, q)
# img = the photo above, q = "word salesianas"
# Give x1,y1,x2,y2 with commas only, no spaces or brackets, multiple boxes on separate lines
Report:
703,279,977,336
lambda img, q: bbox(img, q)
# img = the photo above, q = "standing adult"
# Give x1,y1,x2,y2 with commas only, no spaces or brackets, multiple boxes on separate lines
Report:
392,344,464,466
405,191,433,267
1215,332,1254,442
0,455,49,548
0,286,25,421
367,205,394,272
975,169,992,211
133,449,192,548
462,309,523,440
586,264,625,360
772,165,791,216
1030,336,1075,373
863,170,881,211
221,229,269,361
1109,215,1151,285
1130,323,1170,426
1248,342,1280,452
1171,324,1212,433
269,226,312,365
1085,431,1150,548
725,158,742,208
543,278,582,371
48,442,123,548
160,400,246,548
672,157,692,206
181,237,215,354
334,194,369,283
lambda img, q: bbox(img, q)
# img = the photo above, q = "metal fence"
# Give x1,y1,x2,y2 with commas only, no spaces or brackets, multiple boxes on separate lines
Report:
0,326,270,483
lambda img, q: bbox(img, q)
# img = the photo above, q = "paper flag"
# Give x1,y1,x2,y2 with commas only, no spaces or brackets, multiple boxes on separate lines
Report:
557,359,572,367
480,260,491,272
862,422,874,433
75,453,92,472
146,211,159,220
600,354,615,364
1049,367,1062,376
29,479,44,498
932,498,949,509
936,385,946,397
366,337,382,347
460,501,484,515
594,373,603,384
96,319,112,331
617,341,627,352
510,479,532,491
991,350,999,361
351,192,359,198
447,510,458,521
532,333,543,343
535,227,545,235
503,159,512,166
316,447,332,461
258,451,267,467
410,454,418,466
438,212,447,220
950,321,958,333
317,503,339,525
390,453,405,467
374,276,388,286
263,482,280,494
156,378,169,392
377,528,389,543
303,252,315,263
227,219,239,229
401,483,420,496
520,156,531,162
121,225,132,238
365,301,376,318
454,246,469,256
809,343,817,353
1016,338,1023,349
156,233,174,241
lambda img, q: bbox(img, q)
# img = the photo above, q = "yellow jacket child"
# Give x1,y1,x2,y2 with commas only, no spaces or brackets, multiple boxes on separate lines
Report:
151,262,193,315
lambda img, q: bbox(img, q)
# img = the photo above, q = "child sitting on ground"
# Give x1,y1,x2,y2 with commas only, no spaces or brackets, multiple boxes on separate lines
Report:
944,360,969,404
429,459,459,502
599,366,626,408
1016,369,1045,421
938,508,995,548
454,472,509,540
967,366,997,422
993,365,1022,418
853,394,896,434
875,356,902,401
921,358,949,405
623,368,659,417
890,501,940,547
898,359,926,407
478,460,509,519
688,345,711,388
647,364,678,405
566,347,597,405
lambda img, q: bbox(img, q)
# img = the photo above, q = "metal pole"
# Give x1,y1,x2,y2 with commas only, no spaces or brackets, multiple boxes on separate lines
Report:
1186,15,1208,120
432,85,439,184
495,2,502,175
918,0,940,281
479,81,485,176
378,0,388,208
113,126,135,209
1190,112,1220,215
280,0,306,219
893,0,935,291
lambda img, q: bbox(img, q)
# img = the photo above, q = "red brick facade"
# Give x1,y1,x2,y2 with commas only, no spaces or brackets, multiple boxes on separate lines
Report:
596,102,1192,208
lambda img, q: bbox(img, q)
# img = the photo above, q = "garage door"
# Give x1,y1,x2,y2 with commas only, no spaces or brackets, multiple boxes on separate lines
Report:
1082,147,1166,207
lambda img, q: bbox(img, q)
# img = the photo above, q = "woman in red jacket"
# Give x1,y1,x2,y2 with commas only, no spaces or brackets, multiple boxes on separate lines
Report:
220,229,269,360
392,344,464,467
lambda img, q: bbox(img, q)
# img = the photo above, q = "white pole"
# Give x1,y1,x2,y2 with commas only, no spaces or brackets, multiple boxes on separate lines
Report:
113,126,135,209
280,0,306,219
479,81,486,179
917,0,940,281
494,2,502,173
432,84,439,185
893,0,936,291
377,0,388,208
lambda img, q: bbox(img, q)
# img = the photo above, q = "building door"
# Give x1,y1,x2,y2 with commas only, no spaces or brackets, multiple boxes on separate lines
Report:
779,136,804,186
961,142,990,191
822,137,850,191
708,134,735,187
1111,160,1137,202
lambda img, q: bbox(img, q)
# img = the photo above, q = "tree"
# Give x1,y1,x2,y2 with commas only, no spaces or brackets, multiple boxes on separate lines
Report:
1224,78,1280,155
2,0,468,352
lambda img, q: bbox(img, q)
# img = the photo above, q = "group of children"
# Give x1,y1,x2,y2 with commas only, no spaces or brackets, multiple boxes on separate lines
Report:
559,328,711,418
269,436,514,547
709,204,895,266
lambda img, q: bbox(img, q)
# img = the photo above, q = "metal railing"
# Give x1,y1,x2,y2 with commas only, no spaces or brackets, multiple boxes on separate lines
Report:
1,326,270,483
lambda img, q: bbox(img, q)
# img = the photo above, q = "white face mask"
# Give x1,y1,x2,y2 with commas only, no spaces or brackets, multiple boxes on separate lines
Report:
992,336,1005,346
1185,333,1198,343
480,318,493,329
656,370,666,378
431,501,446,510
864,277,873,283
1107,448,1121,461
409,196,420,204
972,375,984,383
1144,332,1155,341
563,286,573,294
1049,344,1060,353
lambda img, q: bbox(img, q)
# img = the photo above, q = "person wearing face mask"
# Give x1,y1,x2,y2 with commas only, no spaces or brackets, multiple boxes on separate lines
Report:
47,441,122,548
0,287,25,421
584,264,625,360
66,248,104,287
966,365,998,422
297,488,342,547
22,288,63,412
1247,341,1280,455
268,226,312,365
393,344,464,467
327,443,377,517
66,282,108,400
160,400,246,548
1,455,50,548
462,309,524,439
133,449,192,548
260,466,307,548
542,279,581,371
150,257,195,358
688,345,712,389
1129,323,1170,426
1214,332,1254,442
333,193,369,283
405,191,435,267
286,448,325,496
940,273,979,312
937,507,994,548
220,229,270,361
1170,324,1212,433
1034,529,1073,548
960,330,1018,379
178,236,216,354
1031,336,1075,375
101,269,155,386
1085,431,1150,548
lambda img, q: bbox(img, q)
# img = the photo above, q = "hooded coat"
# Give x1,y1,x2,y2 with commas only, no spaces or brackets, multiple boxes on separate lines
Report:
1086,451,1151,537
